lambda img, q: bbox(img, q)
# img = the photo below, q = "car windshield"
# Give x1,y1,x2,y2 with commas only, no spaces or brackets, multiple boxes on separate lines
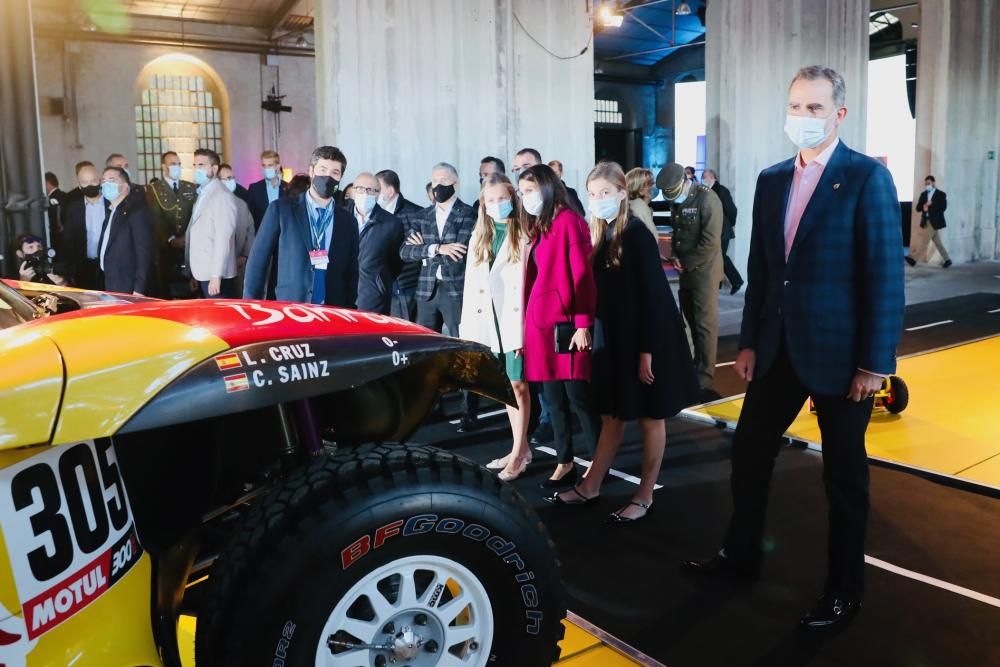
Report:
0,281,40,329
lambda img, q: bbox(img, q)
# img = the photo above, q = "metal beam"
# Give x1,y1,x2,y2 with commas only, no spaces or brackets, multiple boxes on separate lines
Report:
602,37,704,62
268,0,304,37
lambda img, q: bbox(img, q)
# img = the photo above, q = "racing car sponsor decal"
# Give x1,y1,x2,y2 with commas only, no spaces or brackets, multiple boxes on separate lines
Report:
214,352,243,371
0,603,37,667
0,440,142,640
224,372,251,393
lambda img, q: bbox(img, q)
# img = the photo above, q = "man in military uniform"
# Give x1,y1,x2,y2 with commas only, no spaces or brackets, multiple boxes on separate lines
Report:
657,163,724,398
147,151,198,298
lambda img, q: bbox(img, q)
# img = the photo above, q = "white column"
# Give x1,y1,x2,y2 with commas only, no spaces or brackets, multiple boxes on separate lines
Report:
314,0,594,203
706,0,870,279
911,0,1000,263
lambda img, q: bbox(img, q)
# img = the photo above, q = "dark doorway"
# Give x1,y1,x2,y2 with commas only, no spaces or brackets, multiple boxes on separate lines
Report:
595,127,643,171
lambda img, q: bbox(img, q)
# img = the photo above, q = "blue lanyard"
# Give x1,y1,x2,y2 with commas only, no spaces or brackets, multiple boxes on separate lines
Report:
311,206,332,250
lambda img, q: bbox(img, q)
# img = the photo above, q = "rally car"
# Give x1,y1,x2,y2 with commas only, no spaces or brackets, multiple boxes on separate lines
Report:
0,280,565,666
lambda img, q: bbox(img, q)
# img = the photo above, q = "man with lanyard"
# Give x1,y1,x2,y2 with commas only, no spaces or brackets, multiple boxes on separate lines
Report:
244,145,358,307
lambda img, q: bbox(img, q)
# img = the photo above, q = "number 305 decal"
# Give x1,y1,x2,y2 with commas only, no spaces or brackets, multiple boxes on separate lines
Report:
0,440,142,640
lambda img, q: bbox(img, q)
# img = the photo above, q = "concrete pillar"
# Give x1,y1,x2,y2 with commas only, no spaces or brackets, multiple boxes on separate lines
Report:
910,0,1000,263
706,0,870,280
314,0,594,203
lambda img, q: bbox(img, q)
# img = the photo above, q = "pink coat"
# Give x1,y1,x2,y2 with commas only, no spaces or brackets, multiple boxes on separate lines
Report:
523,208,597,382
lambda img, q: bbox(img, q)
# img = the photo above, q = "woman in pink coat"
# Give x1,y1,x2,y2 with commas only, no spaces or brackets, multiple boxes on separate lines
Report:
519,164,600,487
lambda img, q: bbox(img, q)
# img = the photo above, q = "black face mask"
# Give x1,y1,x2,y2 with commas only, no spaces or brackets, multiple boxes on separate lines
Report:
432,183,455,203
311,175,339,199
81,184,101,198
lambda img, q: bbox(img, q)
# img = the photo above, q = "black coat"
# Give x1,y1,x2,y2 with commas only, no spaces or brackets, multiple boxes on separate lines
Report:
247,179,289,230
916,188,947,230
59,195,95,286
97,197,154,295
592,217,698,420
711,181,738,242
387,196,425,293
564,183,586,219
349,202,405,314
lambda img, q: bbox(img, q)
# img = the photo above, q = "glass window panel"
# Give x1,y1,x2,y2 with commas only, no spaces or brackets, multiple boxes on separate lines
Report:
149,90,157,105
206,92,213,106
199,108,207,122
150,107,158,122
151,123,160,138
142,107,150,121
148,75,156,90
213,108,220,122
134,106,142,121
196,76,204,91
141,90,150,105
136,121,144,137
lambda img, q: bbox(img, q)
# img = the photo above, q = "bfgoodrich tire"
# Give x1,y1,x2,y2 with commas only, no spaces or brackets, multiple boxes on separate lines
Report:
194,444,565,667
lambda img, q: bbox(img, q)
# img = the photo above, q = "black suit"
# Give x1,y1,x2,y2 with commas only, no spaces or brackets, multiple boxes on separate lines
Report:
915,188,947,229
387,196,424,321
97,197,154,294
349,202,405,314
60,196,103,288
247,179,289,230
564,183,586,218
711,181,743,288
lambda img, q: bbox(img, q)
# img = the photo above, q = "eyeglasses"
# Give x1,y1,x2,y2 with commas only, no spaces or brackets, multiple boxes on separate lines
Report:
354,186,381,195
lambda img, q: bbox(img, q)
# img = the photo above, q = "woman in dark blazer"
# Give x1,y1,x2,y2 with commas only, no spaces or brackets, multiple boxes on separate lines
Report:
547,161,698,522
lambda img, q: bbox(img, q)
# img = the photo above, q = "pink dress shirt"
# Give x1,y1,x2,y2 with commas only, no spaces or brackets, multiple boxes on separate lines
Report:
784,138,840,260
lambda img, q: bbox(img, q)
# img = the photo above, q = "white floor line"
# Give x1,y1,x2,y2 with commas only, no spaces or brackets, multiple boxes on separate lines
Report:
988,307,1000,314
534,446,663,490
716,361,736,367
905,319,954,331
864,556,1000,609
448,408,507,424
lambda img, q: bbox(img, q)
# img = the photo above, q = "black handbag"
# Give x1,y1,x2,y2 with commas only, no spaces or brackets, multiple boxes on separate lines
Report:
554,321,576,354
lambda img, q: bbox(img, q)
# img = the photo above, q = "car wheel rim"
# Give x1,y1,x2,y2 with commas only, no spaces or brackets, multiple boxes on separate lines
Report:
317,554,494,667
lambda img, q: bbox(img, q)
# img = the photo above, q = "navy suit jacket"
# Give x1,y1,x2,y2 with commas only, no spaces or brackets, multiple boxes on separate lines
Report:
739,141,904,395
244,192,359,308
97,197,154,295
247,179,289,230
348,202,404,314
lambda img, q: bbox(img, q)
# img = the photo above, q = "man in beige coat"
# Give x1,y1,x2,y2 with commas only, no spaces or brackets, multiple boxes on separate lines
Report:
187,148,238,298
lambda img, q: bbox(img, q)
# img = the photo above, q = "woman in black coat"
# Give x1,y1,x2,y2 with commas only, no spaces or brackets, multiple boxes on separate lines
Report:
547,161,698,522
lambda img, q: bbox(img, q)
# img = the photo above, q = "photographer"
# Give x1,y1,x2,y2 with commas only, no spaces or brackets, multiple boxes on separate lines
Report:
14,234,68,286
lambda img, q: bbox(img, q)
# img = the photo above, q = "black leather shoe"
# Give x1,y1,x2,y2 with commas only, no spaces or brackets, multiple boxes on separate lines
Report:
540,467,578,489
682,552,759,579
730,278,744,295
799,595,861,631
904,256,917,267
530,423,553,445
457,415,480,433
942,259,952,268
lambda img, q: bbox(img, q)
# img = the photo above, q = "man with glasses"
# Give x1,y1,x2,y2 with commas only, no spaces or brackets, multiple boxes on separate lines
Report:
349,172,404,314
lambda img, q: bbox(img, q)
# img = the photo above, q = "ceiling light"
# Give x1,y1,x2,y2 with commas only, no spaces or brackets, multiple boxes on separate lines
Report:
675,2,692,16
911,21,919,28
598,3,624,28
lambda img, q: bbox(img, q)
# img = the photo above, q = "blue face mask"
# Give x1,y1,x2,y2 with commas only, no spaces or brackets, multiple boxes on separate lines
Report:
672,192,688,206
223,178,237,193
101,182,121,201
588,196,621,222
167,164,181,180
264,167,278,180
486,199,514,220
355,193,377,215
194,168,211,186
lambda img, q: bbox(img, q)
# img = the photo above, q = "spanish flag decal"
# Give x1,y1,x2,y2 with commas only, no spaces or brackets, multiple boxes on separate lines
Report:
215,352,242,371
224,373,250,393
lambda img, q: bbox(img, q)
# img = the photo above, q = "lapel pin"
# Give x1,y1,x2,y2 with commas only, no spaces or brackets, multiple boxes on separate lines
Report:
833,183,841,190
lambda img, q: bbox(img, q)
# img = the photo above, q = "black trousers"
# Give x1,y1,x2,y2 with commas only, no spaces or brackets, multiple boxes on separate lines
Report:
391,290,417,322
723,340,874,599
721,236,743,288
418,281,478,416
542,380,600,464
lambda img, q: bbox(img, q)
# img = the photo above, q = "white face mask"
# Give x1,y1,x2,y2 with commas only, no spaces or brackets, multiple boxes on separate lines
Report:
222,178,237,193
522,191,544,216
355,193,377,215
784,111,837,149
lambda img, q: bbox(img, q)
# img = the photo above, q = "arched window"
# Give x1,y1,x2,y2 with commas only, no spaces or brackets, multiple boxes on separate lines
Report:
134,55,228,185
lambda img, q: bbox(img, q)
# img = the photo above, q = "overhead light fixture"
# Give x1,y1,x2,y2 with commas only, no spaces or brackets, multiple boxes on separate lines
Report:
675,2,692,16
598,2,624,28
911,21,919,28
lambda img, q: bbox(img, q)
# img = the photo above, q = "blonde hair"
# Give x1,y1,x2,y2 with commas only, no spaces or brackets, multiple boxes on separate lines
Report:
471,174,524,265
625,167,653,201
586,161,630,267
260,150,280,161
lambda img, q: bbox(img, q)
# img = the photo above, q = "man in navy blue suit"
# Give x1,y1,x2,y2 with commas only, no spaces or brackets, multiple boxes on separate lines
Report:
684,66,905,631
247,150,289,231
244,146,358,308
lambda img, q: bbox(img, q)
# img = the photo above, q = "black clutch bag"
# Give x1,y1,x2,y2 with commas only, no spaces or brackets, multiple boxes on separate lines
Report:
554,321,576,354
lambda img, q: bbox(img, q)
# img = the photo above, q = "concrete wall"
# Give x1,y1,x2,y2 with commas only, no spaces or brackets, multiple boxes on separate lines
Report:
706,0,870,281
910,0,1000,263
315,0,594,204
34,38,316,188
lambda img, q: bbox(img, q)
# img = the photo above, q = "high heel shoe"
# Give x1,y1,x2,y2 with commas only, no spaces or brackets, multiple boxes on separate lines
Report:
497,457,530,482
487,453,532,471
544,485,598,506
539,466,578,489
608,501,653,524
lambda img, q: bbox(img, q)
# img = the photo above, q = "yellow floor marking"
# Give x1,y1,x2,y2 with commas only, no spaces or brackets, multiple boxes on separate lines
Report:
687,336,1000,486
178,615,644,666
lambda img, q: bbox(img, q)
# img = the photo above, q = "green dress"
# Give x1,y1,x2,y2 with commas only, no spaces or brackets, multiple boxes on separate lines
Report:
491,222,524,381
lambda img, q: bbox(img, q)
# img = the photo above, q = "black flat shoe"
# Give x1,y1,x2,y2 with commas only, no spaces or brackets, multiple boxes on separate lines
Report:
942,259,952,268
799,595,861,631
730,279,744,295
539,467,578,489
904,256,917,267
530,423,553,445
608,501,652,524
682,552,760,579
544,485,598,506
